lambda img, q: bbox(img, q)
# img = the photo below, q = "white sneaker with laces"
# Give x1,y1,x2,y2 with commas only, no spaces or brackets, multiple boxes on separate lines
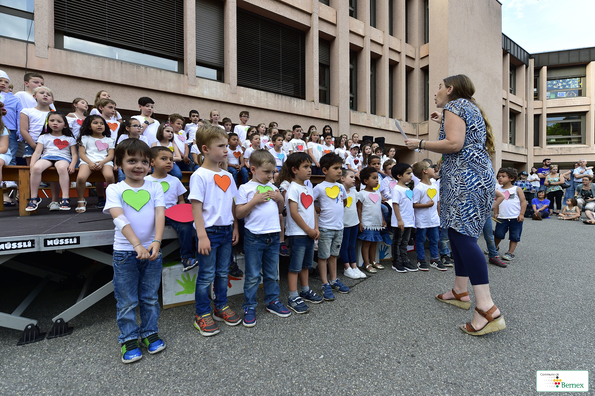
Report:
344,268,358,279
355,267,367,278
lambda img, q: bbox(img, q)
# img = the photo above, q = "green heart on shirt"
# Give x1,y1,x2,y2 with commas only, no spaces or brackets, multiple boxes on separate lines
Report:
257,185,273,201
122,189,150,211
160,182,170,193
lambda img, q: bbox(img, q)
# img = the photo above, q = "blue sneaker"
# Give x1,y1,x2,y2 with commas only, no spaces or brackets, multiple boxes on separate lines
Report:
266,300,291,317
288,296,309,314
141,333,166,354
243,307,256,327
321,283,335,301
331,279,350,294
121,339,142,364
299,289,323,304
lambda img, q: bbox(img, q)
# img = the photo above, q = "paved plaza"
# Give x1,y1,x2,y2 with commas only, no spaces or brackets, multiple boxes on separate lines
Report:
0,219,592,395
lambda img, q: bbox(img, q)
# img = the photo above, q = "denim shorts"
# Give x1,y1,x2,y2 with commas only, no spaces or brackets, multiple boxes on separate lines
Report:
358,228,383,242
23,142,35,158
317,228,343,259
287,235,314,273
41,155,71,164
494,218,523,242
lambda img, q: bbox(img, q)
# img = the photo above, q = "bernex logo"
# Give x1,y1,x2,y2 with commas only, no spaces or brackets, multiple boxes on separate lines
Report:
553,375,562,388
536,371,589,392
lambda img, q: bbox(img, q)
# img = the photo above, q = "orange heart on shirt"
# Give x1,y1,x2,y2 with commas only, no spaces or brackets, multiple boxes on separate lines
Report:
233,151,241,158
54,139,69,150
214,174,231,192
324,150,331,154
108,122,118,131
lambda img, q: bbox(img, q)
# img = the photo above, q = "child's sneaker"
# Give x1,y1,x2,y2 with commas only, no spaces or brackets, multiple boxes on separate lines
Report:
344,267,359,279
441,254,454,267
182,258,198,272
288,296,309,314
403,261,418,272
489,256,507,267
279,242,289,257
213,305,242,326
229,261,244,277
194,313,220,336
502,252,515,261
121,339,142,364
331,279,350,294
392,263,407,273
321,284,335,301
243,307,256,327
430,259,447,272
266,300,291,317
417,260,429,271
141,333,166,354
355,267,367,278
299,289,323,304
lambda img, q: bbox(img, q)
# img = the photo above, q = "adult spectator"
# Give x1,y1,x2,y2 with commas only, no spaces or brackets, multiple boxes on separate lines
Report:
575,176,595,224
573,159,593,185
405,74,504,336
537,158,551,189
562,162,580,201
544,164,565,215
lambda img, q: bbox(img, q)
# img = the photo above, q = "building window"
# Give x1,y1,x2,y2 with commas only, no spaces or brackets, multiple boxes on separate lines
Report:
196,0,224,81
319,39,331,105
510,64,516,95
546,113,585,145
370,0,376,28
54,0,184,72
534,73,539,100
319,0,329,5
389,0,394,36
546,77,584,99
389,64,395,118
349,51,357,110
423,68,429,120
405,0,409,43
349,0,357,18
424,0,429,44
237,10,305,99
370,58,377,115
509,112,516,144
534,115,540,147
0,1,34,42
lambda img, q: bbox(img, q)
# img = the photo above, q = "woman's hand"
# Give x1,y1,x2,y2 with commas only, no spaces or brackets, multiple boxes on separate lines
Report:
430,111,442,124
404,139,420,151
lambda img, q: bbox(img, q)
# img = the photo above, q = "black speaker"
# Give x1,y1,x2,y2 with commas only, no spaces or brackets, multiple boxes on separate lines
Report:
362,135,374,144
374,137,385,149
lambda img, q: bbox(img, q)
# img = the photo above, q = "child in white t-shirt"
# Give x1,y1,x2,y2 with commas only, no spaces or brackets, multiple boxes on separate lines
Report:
340,169,366,279
96,98,121,140
169,113,192,172
243,133,260,169
346,145,362,176
234,110,250,145
151,123,183,180
227,132,249,185
269,133,286,184
104,138,166,363
391,163,416,273
313,153,350,300
89,90,122,121
494,167,527,261
282,130,293,155
185,110,200,145
412,160,446,271
278,151,323,313
14,72,56,111
242,126,258,151
307,129,323,175
19,86,54,163
133,97,158,146
236,150,289,326
357,167,386,274
289,125,306,154
189,125,241,335
76,115,115,213
66,97,88,139
26,113,78,212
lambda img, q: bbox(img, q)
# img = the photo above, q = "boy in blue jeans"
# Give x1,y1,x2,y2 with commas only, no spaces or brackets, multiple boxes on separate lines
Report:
236,149,290,327
190,125,241,336
104,139,166,363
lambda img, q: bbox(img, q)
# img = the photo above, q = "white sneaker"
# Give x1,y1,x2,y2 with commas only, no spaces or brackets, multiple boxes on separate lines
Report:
48,201,60,211
86,182,92,187
355,267,367,278
344,267,358,279
5,181,17,188
70,182,76,188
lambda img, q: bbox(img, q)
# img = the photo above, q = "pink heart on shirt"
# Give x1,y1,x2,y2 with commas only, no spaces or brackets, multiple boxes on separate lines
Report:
178,134,186,142
503,190,511,200
95,140,109,151
369,193,380,203
390,181,397,189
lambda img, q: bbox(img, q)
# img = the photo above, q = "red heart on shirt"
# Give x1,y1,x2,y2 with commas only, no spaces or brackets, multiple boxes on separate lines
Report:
300,192,313,209
233,151,241,158
107,122,118,131
297,145,304,151
77,119,83,126
354,159,359,165
95,140,109,151
165,203,194,223
54,139,69,150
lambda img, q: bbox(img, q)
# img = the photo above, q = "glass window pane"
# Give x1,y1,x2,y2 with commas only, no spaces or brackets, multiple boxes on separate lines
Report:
196,65,218,80
546,77,583,98
0,13,34,41
0,0,34,13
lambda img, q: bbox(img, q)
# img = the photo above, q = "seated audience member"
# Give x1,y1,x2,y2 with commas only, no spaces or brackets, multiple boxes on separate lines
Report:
575,176,595,224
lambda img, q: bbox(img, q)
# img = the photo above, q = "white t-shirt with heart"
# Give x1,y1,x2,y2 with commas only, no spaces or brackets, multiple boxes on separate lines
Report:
307,142,323,164
227,145,243,166
117,134,149,146
313,181,345,230
188,167,237,228
413,181,440,228
173,131,187,154
132,116,159,146
285,181,315,236
380,175,398,200
37,134,76,160
346,154,361,171
269,148,286,168
20,107,50,143
66,116,84,139
282,140,292,155
144,174,186,209
185,123,199,144
104,180,165,251
343,186,359,228
237,180,281,234
234,125,249,144
104,120,120,140
357,190,383,230
89,108,122,121
392,184,415,228
79,135,115,165
289,139,306,153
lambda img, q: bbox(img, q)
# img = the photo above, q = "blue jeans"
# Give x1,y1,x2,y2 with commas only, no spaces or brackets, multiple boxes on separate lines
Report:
118,168,126,182
439,227,451,256
415,226,439,261
195,225,233,316
243,229,280,309
112,250,162,344
228,165,249,185
287,235,314,273
340,225,358,264
165,217,196,260
494,218,523,242
481,217,498,258
169,163,183,180
8,129,18,165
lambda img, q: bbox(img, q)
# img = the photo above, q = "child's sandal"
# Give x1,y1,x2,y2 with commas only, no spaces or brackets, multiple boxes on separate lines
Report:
25,197,41,212
365,264,378,274
75,200,87,213
371,261,385,270
59,198,71,211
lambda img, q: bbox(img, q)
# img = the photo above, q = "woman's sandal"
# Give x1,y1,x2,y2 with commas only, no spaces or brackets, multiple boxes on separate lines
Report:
365,264,378,274
59,198,71,211
75,200,87,213
436,289,471,310
583,220,595,225
371,261,385,270
460,305,506,336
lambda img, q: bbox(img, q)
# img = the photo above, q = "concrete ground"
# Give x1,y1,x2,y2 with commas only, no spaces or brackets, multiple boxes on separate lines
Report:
0,218,593,395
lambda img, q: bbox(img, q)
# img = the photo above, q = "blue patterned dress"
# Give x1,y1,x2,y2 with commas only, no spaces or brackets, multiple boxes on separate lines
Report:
439,99,495,238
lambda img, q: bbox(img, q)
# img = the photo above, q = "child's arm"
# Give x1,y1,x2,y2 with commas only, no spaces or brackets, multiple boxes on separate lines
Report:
30,141,44,167
151,142,157,147
391,202,404,231
20,113,35,149
356,200,364,232
182,144,190,164
102,148,115,166
413,200,434,209
68,145,78,173
192,200,210,255
239,152,246,169
232,201,239,246
109,207,152,259
517,187,526,222
150,206,165,260
78,144,95,170
172,144,182,162
192,152,199,165
289,200,318,239
177,194,185,205
0,135,8,155
307,146,319,168
493,190,505,211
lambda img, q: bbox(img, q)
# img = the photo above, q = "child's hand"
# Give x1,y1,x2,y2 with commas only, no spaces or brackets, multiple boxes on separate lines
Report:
252,192,270,204
398,220,404,232
307,227,319,240
359,223,364,232
232,227,239,246
96,162,103,170
183,156,190,164
234,164,240,170
270,190,283,203
68,163,76,174
382,219,387,228
134,244,150,260
147,242,160,260
198,236,211,255
518,214,524,222
427,199,434,207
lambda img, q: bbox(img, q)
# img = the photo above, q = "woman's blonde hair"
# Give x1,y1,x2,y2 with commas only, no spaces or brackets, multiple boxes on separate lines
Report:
443,74,495,156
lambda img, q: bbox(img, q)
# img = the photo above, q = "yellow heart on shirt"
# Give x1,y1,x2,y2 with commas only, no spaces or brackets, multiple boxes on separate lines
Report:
325,185,340,199
373,184,380,191
427,188,437,199
346,196,353,208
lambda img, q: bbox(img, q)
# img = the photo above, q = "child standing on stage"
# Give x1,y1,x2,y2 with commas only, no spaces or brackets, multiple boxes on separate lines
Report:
494,167,526,261
233,110,250,144
340,169,366,279
313,153,350,301
104,139,166,363
357,166,386,274
279,152,323,313
391,163,416,272
26,113,78,212
412,160,446,271
146,146,197,271
190,125,241,336
236,150,290,327
76,115,115,213
151,123,183,180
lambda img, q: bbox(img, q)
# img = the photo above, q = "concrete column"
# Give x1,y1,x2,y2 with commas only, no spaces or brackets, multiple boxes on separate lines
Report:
305,0,320,106
330,0,351,137
586,62,595,147
184,0,197,86
34,0,53,58
503,53,510,144
377,0,390,119
540,66,548,148
396,0,407,121
527,58,535,168
224,0,238,93
358,1,371,114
